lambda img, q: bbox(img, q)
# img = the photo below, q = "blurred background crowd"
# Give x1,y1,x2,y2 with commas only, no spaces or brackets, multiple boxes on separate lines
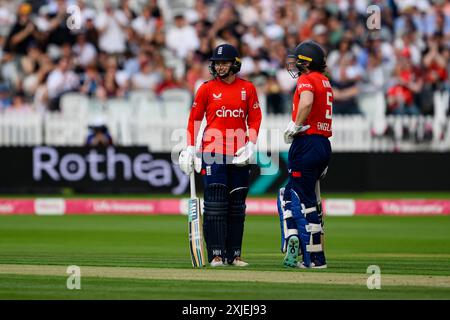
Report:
0,0,449,117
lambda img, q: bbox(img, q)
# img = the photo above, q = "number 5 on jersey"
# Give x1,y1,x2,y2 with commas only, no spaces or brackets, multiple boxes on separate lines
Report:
326,91,333,120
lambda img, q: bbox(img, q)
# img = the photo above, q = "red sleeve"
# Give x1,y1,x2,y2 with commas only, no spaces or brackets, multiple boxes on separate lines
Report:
246,84,262,144
187,83,207,146
297,75,315,94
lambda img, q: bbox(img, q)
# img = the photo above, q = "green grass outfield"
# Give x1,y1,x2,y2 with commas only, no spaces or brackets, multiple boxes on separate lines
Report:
0,214,450,299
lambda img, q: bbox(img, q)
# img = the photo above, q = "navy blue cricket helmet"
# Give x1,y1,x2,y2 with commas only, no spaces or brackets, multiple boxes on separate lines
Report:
209,44,242,77
287,40,326,78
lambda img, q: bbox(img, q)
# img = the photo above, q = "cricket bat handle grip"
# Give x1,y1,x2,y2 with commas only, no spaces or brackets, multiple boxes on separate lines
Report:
190,172,196,198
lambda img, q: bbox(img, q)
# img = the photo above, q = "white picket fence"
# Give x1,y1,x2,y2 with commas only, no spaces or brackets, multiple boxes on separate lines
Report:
0,90,449,152
0,111,43,146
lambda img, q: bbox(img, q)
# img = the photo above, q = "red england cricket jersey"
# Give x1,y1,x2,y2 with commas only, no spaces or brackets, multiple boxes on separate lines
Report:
187,77,262,155
291,71,333,138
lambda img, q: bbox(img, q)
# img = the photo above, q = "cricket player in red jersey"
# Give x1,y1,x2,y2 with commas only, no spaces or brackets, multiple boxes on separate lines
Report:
179,44,262,267
277,41,332,269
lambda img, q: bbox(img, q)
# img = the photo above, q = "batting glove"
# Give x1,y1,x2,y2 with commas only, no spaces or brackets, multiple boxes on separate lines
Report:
179,146,195,175
283,121,310,144
232,141,256,166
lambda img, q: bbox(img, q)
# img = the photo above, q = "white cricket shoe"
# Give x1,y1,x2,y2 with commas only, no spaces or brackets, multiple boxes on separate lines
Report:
298,261,327,269
210,256,225,267
229,257,249,267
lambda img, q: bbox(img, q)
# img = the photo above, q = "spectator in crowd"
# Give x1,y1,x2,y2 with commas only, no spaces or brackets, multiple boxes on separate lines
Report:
8,91,33,112
263,7,285,41
193,64,212,93
4,3,41,55
0,0,448,122
0,35,4,60
95,1,128,54
238,42,256,76
102,56,129,99
0,83,12,110
275,52,297,112
393,29,423,66
34,5,52,34
46,56,79,111
46,0,75,47
119,0,137,22
424,6,450,36
166,13,200,59
330,52,363,115
360,50,387,94
311,24,329,53
131,5,157,43
264,73,284,114
0,4,16,38
79,64,103,98
393,5,426,37
299,7,328,41
328,14,345,48
327,36,358,70
386,48,423,115
86,118,113,147
192,37,213,63
342,7,366,42
83,14,99,49
75,0,97,26
155,67,183,95
73,33,97,69
21,42,53,97
421,32,449,113
30,53,54,113
361,32,397,79
242,24,265,56
185,60,203,93
423,32,449,91
131,59,161,91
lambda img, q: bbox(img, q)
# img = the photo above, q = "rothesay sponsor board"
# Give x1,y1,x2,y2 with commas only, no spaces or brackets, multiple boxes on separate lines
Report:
0,147,188,194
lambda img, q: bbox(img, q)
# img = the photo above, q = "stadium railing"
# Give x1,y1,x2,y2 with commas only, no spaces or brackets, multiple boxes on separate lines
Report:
0,110,43,146
0,90,449,152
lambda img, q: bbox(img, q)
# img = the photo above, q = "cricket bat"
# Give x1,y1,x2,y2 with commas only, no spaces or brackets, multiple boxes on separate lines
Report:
188,171,206,267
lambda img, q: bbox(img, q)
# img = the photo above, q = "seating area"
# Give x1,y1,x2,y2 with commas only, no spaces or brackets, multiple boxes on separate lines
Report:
1,89,449,152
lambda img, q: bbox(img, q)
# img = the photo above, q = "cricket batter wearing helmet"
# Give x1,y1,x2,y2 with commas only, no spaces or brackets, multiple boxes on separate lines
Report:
278,40,332,269
179,44,262,267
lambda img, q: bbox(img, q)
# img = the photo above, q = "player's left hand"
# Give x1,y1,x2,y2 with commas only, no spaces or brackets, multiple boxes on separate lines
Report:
283,121,310,144
232,141,256,166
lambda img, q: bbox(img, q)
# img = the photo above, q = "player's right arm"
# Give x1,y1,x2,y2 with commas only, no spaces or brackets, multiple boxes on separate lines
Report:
294,75,315,126
180,84,207,175
294,91,314,126
187,83,207,147
284,76,314,143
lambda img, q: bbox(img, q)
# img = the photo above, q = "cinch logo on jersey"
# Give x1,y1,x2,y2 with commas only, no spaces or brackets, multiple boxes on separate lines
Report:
298,83,313,90
216,106,245,118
